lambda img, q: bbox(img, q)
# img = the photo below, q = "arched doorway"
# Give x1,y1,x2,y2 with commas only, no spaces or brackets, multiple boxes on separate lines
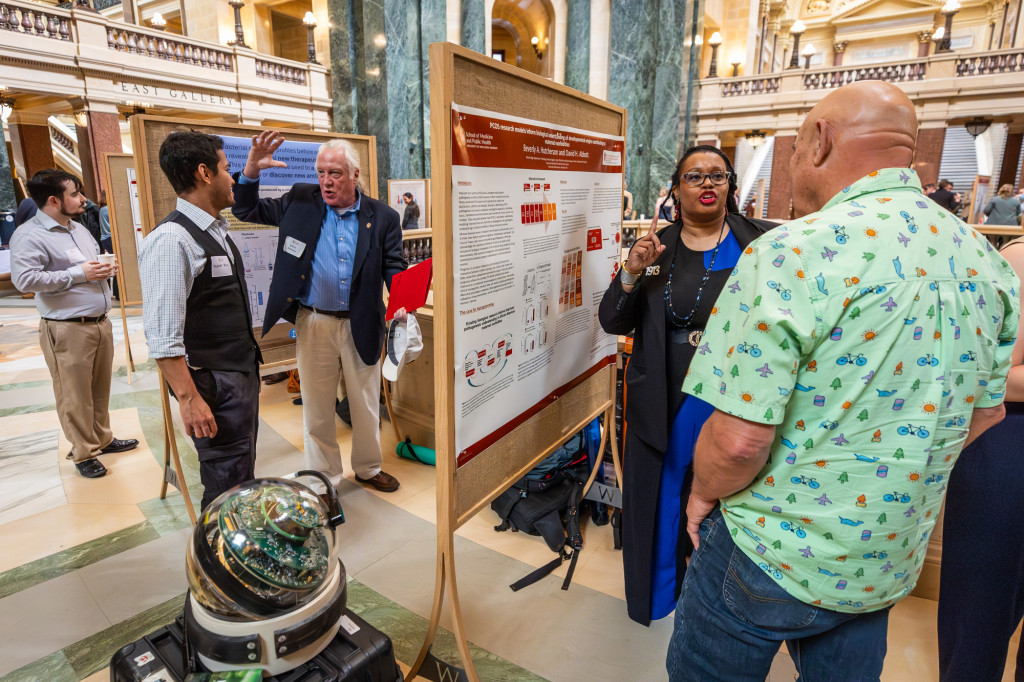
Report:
490,0,555,78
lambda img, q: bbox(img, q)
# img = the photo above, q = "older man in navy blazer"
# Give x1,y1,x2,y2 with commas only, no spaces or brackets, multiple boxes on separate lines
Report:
233,132,407,494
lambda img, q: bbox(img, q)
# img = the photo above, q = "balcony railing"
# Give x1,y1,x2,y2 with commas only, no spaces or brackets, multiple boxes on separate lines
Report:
721,75,780,97
956,48,1024,76
0,1,72,41
106,25,234,71
256,57,307,85
803,59,927,90
402,229,432,265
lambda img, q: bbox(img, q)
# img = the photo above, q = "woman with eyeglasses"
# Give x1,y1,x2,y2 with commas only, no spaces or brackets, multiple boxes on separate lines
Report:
599,145,775,625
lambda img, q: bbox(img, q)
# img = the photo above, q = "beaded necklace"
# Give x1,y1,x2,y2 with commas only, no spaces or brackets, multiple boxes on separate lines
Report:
664,220,727,328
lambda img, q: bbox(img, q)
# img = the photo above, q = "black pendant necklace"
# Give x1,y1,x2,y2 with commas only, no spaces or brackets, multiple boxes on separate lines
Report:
665,220,727,328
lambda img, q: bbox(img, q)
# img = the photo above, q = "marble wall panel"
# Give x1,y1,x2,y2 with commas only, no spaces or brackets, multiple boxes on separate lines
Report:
420,0,446,179
0,128,16,212
566,0,591,93
914,128,946,188
460,0,485,53
647,0,686,207
768,134,795,220
608,0,656,212
328,0,358,132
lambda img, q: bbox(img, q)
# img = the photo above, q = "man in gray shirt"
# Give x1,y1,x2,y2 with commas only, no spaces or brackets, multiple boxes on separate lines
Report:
11,169,138,478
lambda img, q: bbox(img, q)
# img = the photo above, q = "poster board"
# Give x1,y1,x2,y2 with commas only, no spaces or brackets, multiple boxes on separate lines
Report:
968,174,991,225
101,153,143,305
408,42,626,682
128,115,377,366
387,178,430,230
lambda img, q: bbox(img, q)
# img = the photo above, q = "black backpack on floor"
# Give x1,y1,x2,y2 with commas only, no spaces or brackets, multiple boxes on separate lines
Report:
491,433,590,591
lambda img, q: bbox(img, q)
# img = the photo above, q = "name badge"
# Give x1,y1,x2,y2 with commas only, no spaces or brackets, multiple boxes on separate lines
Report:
284,236,306,258
66,248,86,264
210,255,232,277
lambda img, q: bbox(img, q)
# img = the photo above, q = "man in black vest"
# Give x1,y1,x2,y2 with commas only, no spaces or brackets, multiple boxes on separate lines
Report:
139,132,262,510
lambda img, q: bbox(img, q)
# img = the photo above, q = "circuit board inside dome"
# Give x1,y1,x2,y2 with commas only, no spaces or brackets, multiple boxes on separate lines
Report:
218,486,330,590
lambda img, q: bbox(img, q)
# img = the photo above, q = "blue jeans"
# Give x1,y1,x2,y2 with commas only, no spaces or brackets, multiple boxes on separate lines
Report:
666,508,891,682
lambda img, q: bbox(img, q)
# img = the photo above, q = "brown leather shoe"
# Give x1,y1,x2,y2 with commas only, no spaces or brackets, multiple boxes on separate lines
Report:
354,471,400,493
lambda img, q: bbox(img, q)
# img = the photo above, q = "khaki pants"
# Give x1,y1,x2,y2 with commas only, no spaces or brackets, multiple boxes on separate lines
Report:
295,307,382,488
39,317,114,462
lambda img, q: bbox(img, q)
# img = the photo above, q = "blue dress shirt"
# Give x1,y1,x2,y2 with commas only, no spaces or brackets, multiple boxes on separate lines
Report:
238,174,360,311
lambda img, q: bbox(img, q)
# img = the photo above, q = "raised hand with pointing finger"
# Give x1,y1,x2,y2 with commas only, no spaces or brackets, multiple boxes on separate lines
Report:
621,217,666,290
243,130,288,179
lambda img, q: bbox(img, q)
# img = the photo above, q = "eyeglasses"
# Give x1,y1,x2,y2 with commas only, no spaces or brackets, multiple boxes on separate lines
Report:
681,171,732,187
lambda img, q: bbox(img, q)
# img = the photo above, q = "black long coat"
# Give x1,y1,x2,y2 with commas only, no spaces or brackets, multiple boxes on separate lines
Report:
598,212,774,625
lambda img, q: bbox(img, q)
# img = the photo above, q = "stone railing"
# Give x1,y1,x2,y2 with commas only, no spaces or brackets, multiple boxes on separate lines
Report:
0,1,72,41
721,75,780,97
49,119,76,153
402,229,432,265
106,25,234,71
255,57,307,85
803,59,927,90
956,48,1024,76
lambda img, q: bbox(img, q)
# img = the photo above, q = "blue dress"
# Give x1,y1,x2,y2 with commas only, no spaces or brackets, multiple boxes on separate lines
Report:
650,229,743,620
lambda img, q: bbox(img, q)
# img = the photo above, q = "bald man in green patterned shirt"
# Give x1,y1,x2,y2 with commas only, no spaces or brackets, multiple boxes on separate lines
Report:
666,81,1019,681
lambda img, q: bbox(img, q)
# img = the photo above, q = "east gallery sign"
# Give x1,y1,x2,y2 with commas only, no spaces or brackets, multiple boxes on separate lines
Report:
118,82,235,108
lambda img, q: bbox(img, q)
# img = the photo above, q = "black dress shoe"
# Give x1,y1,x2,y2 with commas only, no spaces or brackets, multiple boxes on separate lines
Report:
75,458,108,478
100,438,139,454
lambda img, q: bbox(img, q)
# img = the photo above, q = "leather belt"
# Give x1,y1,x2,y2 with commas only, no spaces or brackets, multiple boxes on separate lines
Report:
43,314,107,323
668,328,704,347
301,303,349,319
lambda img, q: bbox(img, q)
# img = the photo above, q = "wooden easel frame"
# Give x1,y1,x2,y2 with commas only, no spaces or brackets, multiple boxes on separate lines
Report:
100,153,139,383
407,42,626,681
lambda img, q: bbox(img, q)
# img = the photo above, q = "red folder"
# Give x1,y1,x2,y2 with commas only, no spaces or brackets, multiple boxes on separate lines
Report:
386,258,432,321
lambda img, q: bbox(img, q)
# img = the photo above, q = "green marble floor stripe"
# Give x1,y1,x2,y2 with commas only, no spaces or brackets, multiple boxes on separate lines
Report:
0,521,159,600
0,650,77,682
64,593,188,678
345,580,547,682
0,378,51,392
115,358,157,378
138,496,194,536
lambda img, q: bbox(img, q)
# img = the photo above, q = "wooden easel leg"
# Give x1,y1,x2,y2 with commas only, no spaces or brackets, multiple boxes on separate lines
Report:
444,542,479,682
579,403,614,500
157,371,197,524
118,298,132,384
406,548,447,681
381,377,402,444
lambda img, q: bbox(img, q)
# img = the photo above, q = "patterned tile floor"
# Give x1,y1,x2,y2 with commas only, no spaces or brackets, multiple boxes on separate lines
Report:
0,300,1018,681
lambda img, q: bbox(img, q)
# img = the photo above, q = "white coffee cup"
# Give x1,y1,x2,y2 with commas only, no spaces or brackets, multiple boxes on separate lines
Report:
98,253,116,267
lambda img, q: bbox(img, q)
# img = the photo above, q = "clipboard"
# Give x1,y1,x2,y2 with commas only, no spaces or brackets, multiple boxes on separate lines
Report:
386,258,432,321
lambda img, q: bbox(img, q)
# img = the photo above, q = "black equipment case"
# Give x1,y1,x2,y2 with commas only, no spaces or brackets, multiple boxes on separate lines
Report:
110,608,402,682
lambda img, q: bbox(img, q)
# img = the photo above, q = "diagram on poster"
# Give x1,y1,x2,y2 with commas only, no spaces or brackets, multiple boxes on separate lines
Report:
127,168,144,253
217,135,320,328
451,103,624,464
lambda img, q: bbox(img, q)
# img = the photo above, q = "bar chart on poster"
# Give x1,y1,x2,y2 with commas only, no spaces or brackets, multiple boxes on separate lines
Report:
449,104,624,466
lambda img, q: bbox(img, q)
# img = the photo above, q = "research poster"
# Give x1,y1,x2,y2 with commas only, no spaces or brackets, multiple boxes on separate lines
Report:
388,179,429,230
218,135,320,329
450,104,624,466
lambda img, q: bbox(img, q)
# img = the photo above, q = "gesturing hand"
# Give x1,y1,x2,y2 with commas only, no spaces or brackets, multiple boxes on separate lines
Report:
623,219,666,277
242,130,288,179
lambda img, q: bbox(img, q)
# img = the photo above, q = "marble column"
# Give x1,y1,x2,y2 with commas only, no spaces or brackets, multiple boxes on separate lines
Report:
833,41,848,66
914,128,945,187
7,115,55,181
327,0,357,133
0,126,16,212
460,0,484,53
73,109,123,202
998,130,1022,188
720,144,736,165
647,0,687,210
767,134,795,220
565,0,591,93
419,0,446,178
